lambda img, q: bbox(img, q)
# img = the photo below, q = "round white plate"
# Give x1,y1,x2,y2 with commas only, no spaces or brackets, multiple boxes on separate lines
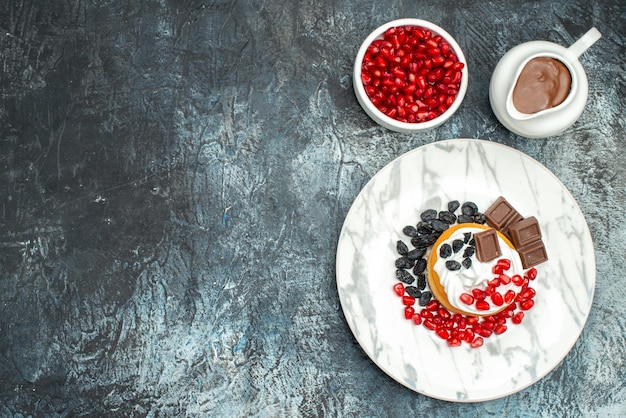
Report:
336,138,595,402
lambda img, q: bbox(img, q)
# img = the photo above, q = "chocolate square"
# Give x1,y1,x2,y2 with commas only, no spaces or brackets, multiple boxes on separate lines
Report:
485,196,522,230
508,216,542,248
474,228,502,262
517,240,549,268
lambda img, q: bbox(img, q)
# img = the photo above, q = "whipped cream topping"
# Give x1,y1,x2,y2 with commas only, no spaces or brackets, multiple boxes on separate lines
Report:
433,226,524,315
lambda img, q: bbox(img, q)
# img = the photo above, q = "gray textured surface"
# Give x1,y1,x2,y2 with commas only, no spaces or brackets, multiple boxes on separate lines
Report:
0,0,624,416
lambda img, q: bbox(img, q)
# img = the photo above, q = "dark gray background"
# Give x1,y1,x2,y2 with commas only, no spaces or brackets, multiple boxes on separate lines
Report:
1,0,624,416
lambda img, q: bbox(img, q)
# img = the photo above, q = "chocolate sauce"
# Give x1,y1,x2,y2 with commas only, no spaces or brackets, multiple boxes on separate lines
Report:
512,57,571,114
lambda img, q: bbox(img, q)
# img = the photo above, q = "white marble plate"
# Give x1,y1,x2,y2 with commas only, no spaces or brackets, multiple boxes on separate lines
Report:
336,138,595,402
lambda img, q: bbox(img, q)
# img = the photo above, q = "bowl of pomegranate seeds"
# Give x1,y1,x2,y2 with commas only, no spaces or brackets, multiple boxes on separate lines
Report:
354,19,468,133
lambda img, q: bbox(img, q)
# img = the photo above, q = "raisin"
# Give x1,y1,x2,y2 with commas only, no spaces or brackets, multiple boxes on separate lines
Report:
407,247,426,260
438,210,457,224
420,209,437,222
405,286,421,298
463,246,475,258
411,234,437,248
419,291,433,306
461,202,478,216
402,225,418,237
396,240,409,256
468,237,475,246
463,232,472,243
416,222,433,235
448,200,460,213
396,269,414,284
395,257,415,269
452,239,464,253
431,219,449,232
462,257,472,269
439,243,452,258
457,214,474,224
445,260,462,271
413,258,427,274
473,213,487,224
417,274,426,290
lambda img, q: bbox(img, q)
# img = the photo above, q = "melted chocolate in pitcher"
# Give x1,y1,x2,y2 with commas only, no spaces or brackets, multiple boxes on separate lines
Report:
512,57,571,114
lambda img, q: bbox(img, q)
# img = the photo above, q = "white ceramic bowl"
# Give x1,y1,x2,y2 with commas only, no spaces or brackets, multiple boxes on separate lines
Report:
353,18,468,133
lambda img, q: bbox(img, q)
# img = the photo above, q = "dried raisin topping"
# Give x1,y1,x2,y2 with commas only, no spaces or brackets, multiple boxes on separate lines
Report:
452,239,464,253
445,260,462,271
396,240,409,256
438,210,457,224
405,286,421,298
431,219,450,232
413,258,427,274
396,269,414,284
461,201,478,216
419,291,433,306
407,247,426,260
395,257,414,269
447,200,460,213
402,225,418,237
420,209,437,222
439,243,452,258
462,257,472,269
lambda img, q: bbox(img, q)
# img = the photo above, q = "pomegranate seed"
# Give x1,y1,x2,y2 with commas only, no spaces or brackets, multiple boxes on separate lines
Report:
420,309,433,318
483,315,496,323
452,61,465,71
512,274,524,286
475,326,492,338
472,288,485,300
480,321,495,331
491,292,504,306
492,264,504,275
426,300,439,311
504,289,516,304
512,311,525,324
497,258,511,269
425,38,438,48
526,267,538,280
436,328,449,339
456,316,467,329
470,337,484,348
402,295,416,306
499,273,511,284
494,324,508,335
412,313,423,325
520,299,535,310
424,319,437,330
393,283,405,297
484,285,495,297
488,278,501,287
459,293,474,305
404,306,415,319
447,338,462,347
476,300,490,311
466,316,479,325
464,329,475,343
520,288,536,300
438,308,451,319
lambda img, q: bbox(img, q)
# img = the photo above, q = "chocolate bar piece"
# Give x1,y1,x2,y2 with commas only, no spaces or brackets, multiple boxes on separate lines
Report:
474,228,502,262
508,216,542,248
517,240,549,268
485,197,523,230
